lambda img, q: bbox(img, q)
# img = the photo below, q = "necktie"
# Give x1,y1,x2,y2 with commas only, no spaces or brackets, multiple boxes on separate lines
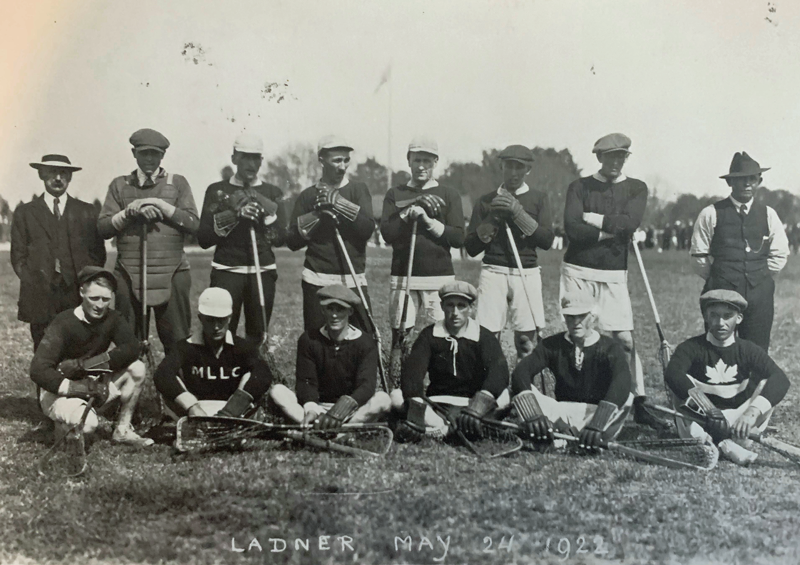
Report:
144,174,155,187
53,197,61,220
739,205,748,220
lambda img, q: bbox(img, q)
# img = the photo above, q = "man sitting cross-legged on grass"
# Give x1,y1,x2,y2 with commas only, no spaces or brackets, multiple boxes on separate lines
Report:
30,266,153,447
664,289,790,465
392,281,510,442
509,292,633,452
154,287,273,420
270,285,391,429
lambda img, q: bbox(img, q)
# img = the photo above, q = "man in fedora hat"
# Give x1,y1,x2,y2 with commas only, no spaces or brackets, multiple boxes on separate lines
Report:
560,133,667,430
690,152,789,350
286,135,375,333
97,129,199,356
12,154,106,350
465,144,554,360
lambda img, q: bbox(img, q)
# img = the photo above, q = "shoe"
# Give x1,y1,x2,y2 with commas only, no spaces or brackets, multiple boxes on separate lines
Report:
113,424,155,447
719,439,758,465
633,396,672,432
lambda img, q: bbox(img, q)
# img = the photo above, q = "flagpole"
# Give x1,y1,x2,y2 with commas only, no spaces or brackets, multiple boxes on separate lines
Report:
386,66,393,193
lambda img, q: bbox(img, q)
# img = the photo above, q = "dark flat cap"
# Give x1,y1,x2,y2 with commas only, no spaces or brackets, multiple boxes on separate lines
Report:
498,145,534,164
700,289,747,312
592,133,632,154
130,129,170,153
438,280,478,302
318,284,361,308
720,151,770,179
29,154,82,171
77,266,117,291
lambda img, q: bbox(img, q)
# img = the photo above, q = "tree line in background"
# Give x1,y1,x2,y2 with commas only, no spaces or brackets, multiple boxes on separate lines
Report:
2,145,800,243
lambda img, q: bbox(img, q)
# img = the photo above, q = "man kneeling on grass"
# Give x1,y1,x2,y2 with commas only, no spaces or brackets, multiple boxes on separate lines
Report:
393,281,510,442
270,284,390,429
664,289,790,465
509,293,632,452
30,267,152,447
154,287,273,419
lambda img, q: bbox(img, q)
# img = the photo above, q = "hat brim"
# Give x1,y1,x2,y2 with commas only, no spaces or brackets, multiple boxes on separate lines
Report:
318,145,354,154
700,299,746,312
133,145,166,154
198,307,233,318
407,149,439,158
593,148,631,155
80,271,117,291
719,167,770,179
319,298,356,308
440,292,476,302
30,162,82,171
561,306,594,316
500,157,534,164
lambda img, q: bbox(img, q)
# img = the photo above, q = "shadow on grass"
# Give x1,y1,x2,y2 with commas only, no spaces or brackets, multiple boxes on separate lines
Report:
0,395,47,426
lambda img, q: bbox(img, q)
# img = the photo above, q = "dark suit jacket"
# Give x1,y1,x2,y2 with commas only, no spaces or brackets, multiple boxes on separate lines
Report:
11,194,107,323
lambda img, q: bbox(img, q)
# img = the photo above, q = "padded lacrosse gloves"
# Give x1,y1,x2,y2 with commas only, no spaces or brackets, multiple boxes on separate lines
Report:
66,378,110,405
512,391,553,444
395,397,427,443
416,193,446,219
315,395,358,430
315,187,360,222
217,389,254,419
579,400,617,451
57,358,86,380
489,193,538,236
687,388,730,443
456,390,497,439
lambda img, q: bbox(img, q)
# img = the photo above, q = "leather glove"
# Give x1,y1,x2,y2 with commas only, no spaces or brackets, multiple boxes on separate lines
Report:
416,194,446,219
315,186,336,211
57,358,85,380
315,395,358,430
216,389,254,418
395,419,426,443
578,400,617,452
687,388,730,443
456,390,496,439
490,193,516,217
512,391,553,444
66,378,110,406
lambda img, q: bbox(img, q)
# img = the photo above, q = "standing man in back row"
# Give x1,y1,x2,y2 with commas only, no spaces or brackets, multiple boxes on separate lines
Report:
561,133,667,430
97,129,199,356
465,145,554,360
286,135,375,332
381,137,465,386
690,152,789,351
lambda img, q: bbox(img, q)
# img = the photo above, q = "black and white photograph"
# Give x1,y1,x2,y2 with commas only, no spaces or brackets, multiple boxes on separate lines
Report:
1,1,799,563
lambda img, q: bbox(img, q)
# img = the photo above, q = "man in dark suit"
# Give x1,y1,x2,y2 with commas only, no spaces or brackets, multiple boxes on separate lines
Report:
11,154,107,350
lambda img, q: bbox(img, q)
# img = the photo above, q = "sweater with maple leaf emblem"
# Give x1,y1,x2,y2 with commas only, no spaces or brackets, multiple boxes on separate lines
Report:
664,334,789,412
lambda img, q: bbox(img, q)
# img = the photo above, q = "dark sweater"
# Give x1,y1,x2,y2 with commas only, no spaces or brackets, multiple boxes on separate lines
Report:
563,175,647,271
154,334,272,403
30,309,140,393
286,181,375,275
511,333,631,409
401,321,509,400
380,183,464,277
664,335,789,410
464,186,554,268
197,180,286,267
295,327,378,406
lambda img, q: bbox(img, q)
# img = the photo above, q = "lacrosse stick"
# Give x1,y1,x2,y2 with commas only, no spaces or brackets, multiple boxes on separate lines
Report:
139,222,156,369
389,221,418,389
333,225,389,392
650,404,800,466
38,398,95,478
248,226,283,376
489,419,718,471
504,222,548,396
631,238,672,371
175,416,393,457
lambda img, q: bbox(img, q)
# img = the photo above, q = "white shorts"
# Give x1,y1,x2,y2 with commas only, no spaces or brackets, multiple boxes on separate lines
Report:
559,268,634,332
389,289,445,330
670,392,774,448
524,386,632,440
476,266,545,332
164,400,228,421
39,380,121,434
391,391,511,436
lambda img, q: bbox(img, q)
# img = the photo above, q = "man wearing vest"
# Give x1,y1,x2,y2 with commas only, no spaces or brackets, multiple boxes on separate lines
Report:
196,133,286,340
12,154,107,351
286,135,375,332
97,129,199,355
690,152,789,351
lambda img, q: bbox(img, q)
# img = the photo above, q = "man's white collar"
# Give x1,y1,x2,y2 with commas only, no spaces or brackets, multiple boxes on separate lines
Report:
593,171,627,184
321,325,362,341
317,178,350,190
432,318,480,342
498,183,529,196
729,196,752,212
42,191,70,209
230,174,263,188
187,329,235,346
705,331,735,348
73,306,89,324
407,179,439,190
136,167,163,186
564,330,601,347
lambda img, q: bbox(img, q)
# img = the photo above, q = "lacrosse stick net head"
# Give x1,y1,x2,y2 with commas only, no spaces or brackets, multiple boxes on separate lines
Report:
611,437,719,471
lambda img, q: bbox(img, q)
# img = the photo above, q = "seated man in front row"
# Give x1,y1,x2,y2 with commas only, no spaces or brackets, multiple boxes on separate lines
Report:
510,293,632,451
664,289,790,465
154,287,273,419
270,284,390,429
393,281,510,441
30,266,152,446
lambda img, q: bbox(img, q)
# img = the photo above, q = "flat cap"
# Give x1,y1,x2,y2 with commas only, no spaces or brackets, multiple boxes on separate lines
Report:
720,151,770,179
233,132,264,155
198,287,233,317
318,284,361,308
130,128,170,153
498,145,534,164
592,133,631,155
438,280,478,302
77,266,117,291
317,135,353,154
29,154,82,171
700,289,747,312
560,293,596,316
408,136,439,157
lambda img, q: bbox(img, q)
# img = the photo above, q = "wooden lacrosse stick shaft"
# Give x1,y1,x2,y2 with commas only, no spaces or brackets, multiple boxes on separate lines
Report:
249,226,270,348
631,237,667,343
399,221,419,332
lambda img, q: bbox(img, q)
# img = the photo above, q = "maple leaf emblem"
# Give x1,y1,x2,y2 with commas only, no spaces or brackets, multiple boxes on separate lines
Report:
705,359,738,384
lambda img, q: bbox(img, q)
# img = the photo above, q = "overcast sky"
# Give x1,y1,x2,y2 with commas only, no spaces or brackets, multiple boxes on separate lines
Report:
1,0,799,208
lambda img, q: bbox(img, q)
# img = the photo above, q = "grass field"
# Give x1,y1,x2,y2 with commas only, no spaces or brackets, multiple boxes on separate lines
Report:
1,246,799,565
